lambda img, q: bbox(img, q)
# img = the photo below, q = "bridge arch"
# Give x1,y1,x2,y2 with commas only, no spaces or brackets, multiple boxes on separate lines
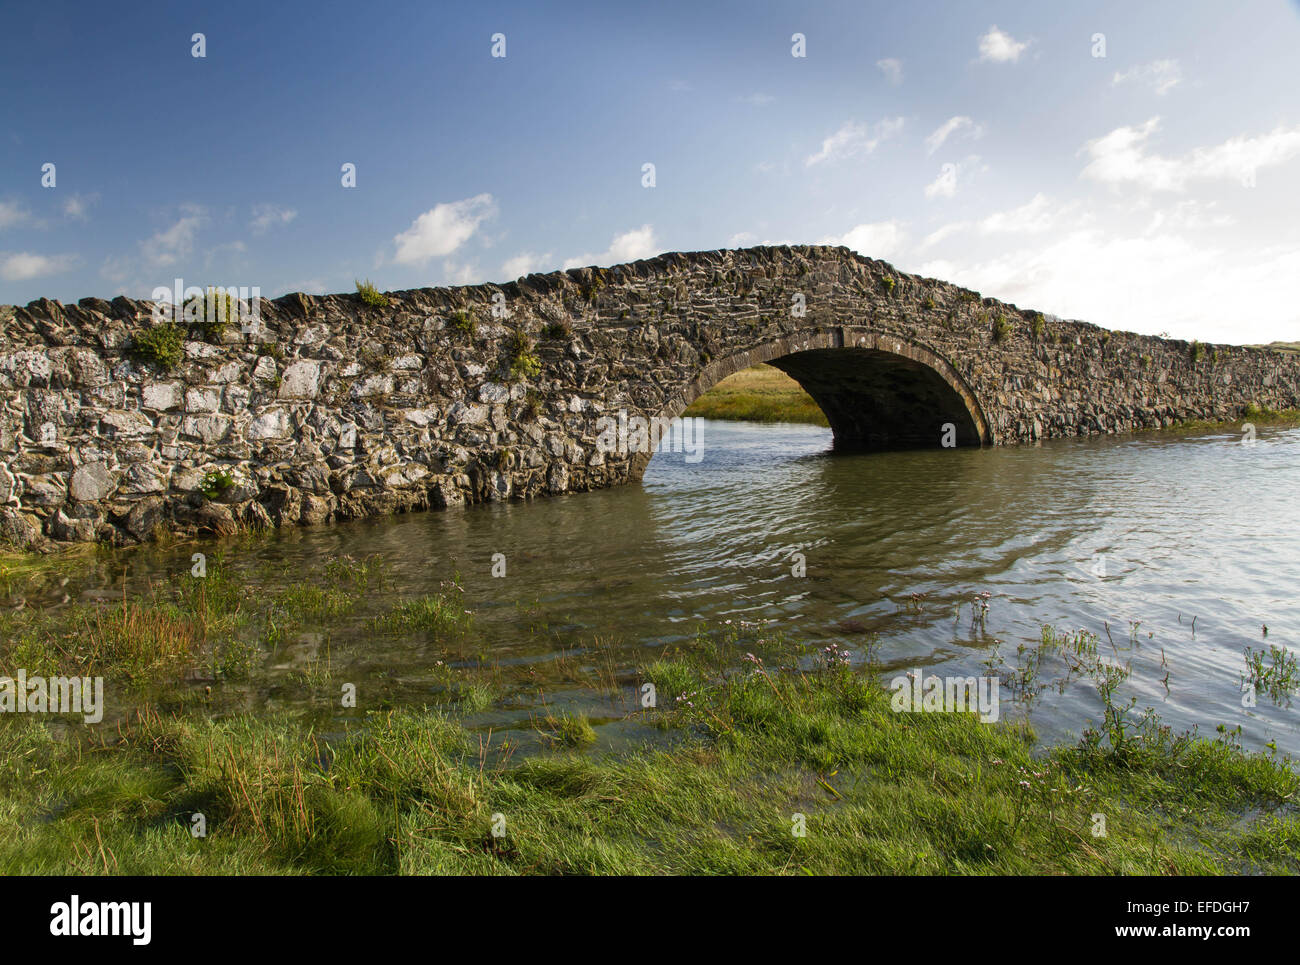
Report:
638,328,992,476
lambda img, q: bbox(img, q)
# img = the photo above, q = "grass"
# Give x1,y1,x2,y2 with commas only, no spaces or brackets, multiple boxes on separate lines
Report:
370,591,472,637
683,364,829,427
183,287,237,341
0,553,432,689
129,323,185,372
1242,402,1300,423
0,649,1296,875
1169,402,1300,432
1243,644,1300,706
449,310,476,338
3,552,1297,876
534,711,597,748
505,329,541,381
355,279,388,308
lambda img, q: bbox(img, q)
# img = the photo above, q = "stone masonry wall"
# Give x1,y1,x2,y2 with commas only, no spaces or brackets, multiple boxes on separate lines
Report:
2,245,1298,549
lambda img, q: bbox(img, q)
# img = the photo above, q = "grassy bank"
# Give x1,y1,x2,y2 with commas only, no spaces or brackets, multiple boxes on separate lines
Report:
2,541,1297,875
2,643,1297,874
1171,402,1300,432
683,364,829,427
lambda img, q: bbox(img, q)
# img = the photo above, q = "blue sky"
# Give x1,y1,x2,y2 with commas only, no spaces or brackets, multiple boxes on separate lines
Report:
3,0,1299,343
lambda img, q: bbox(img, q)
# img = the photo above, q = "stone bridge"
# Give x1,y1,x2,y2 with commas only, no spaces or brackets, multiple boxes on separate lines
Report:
2,245,1298,548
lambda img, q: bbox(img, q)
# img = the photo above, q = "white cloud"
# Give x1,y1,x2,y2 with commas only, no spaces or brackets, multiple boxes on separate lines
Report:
444,262,483,285
978,193,1064,233
100,254,131,284
250,203,297,234
1112,59,1182,96
563,225,659,269
820,221,906,259
920,222,970,249
0,200,29,229
925,116,982,155
203,240,248,271
728,231,757,247
805,117,904,167
62,193,97,221
738,93,774,107
393,193,496,265
876,58,903,86
140,205,204,267
0,251,76,281
978,25,1028,63
925,165,959,200
916,229,1300,343
920,194,1073,249
1081,118,1300,191
501,251,551,278
1145,199,1233,234
924,157,983,200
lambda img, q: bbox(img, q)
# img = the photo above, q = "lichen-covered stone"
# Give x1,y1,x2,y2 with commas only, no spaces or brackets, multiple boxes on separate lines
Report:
0,245,1297,547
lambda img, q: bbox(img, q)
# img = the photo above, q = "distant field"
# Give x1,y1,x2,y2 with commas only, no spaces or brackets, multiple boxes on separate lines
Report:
683,363,829,427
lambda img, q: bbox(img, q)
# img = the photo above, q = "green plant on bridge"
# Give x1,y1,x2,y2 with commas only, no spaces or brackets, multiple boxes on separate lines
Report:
992,315,1013,343
355,279,388,308
130,323,186,372
506,329,541,381
449,309,476,338
199,468,236,501
183,287,237,341
359,345,391,372
522,390,542,420
880,276,896,295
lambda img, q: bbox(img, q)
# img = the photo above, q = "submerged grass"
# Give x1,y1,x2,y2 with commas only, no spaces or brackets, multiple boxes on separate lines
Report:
371,590,472,637
1,651,1296,875
0,552,473,697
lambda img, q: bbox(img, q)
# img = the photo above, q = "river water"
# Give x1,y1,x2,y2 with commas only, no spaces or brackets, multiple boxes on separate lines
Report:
15,418,1300,756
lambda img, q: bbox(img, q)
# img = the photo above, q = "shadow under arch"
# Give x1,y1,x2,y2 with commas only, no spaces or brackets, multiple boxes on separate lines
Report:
637,328,993,477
